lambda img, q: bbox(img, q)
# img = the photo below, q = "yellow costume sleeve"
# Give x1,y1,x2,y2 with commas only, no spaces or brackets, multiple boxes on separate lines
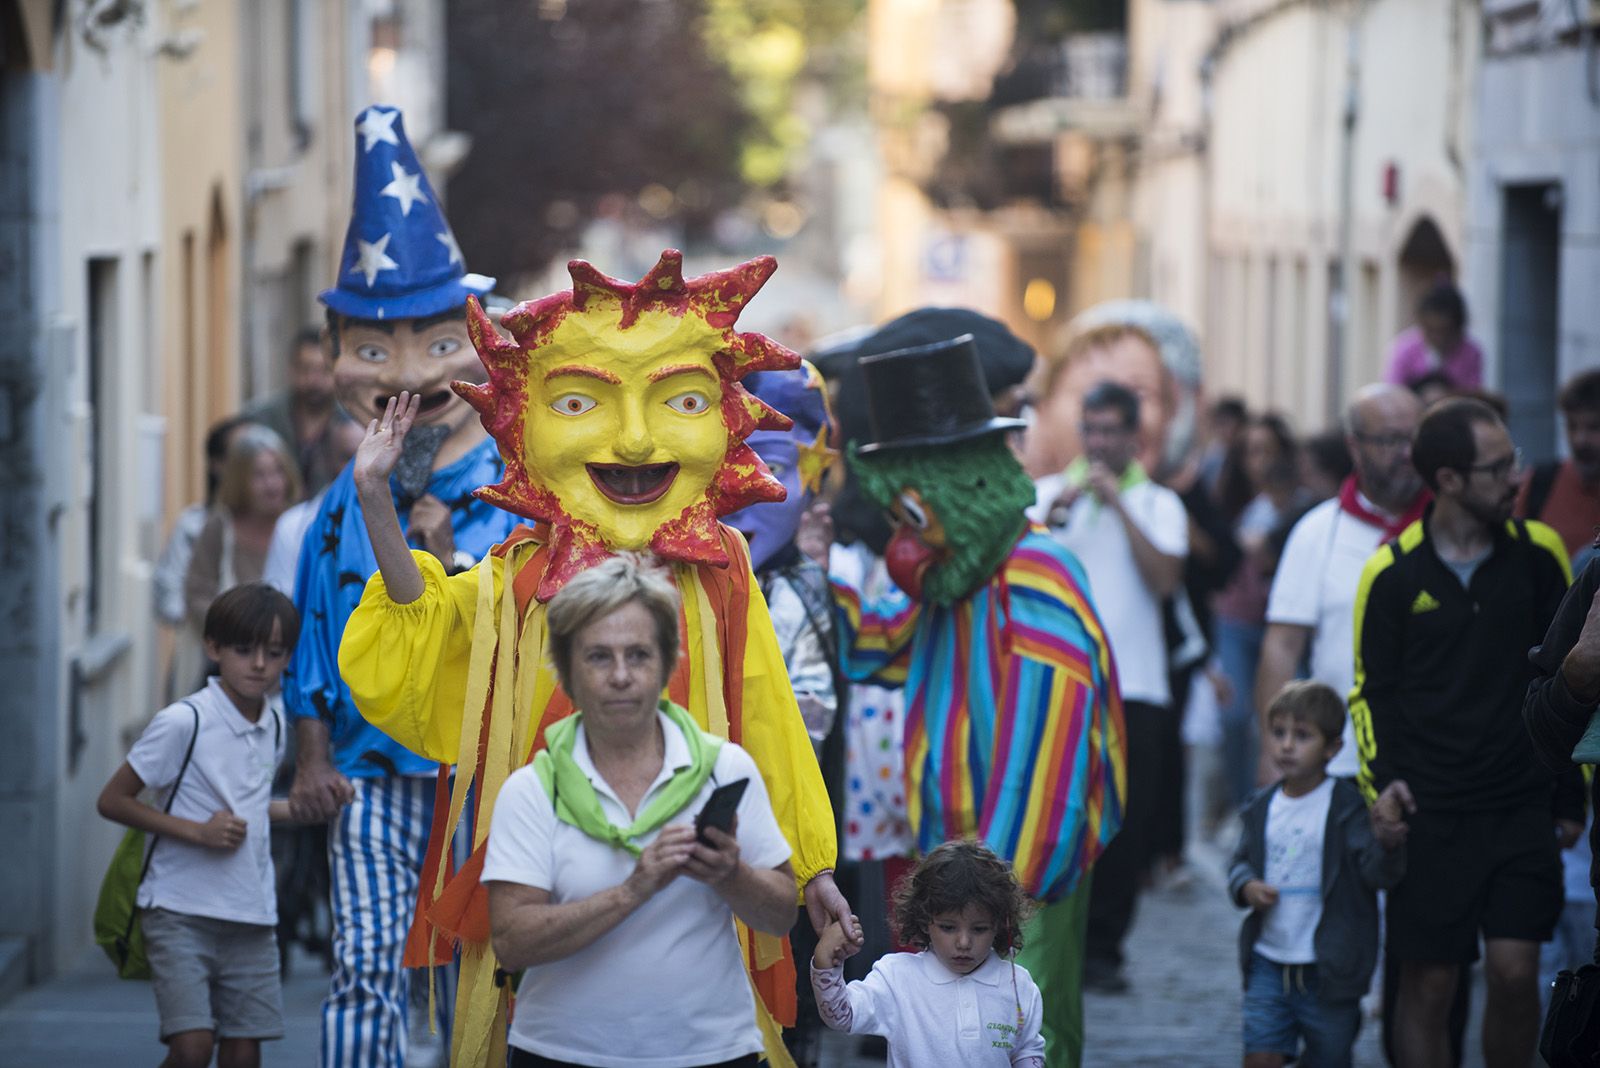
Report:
739,579,839,890
339,549,502,765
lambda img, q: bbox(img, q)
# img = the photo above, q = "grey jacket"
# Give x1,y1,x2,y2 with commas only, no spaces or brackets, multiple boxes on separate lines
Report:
1227,777,1406,1002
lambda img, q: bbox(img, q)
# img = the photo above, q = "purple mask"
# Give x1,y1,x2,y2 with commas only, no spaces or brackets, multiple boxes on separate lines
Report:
724,364,836,571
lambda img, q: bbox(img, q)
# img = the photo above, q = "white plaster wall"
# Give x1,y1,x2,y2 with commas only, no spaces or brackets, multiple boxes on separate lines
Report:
1201,0,1475,425
1465,46,1600,390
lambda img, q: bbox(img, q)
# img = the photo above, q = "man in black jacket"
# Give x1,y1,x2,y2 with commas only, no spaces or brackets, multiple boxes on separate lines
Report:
1351,398,1581,1068
1524,553,1600,945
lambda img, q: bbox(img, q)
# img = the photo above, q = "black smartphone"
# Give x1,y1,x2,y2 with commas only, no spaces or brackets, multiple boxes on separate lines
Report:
694,778,749,844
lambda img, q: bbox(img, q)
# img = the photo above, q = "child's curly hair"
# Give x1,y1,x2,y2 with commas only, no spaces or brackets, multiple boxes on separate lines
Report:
892,840,1035,956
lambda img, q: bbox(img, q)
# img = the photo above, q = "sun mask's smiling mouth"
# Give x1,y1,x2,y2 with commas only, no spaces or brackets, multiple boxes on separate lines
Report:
587,463,680,505
377,390,454,418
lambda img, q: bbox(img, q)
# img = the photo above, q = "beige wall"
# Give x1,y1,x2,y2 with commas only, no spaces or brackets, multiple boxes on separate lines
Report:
157,0,246,521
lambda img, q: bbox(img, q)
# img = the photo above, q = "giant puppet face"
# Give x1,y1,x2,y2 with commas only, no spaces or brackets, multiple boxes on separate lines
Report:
850,436,1036,605
334,313,486,458
457,250,798,599
723,363,838,570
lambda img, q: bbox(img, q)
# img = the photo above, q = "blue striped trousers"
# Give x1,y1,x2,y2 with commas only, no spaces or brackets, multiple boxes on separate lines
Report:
322,775,454,1068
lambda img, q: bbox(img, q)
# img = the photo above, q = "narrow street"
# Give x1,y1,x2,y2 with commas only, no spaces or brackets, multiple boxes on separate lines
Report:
4,836,1442,1067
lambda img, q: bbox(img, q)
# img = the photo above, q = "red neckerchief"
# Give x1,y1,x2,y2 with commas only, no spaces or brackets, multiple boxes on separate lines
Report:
1337,475,1430,540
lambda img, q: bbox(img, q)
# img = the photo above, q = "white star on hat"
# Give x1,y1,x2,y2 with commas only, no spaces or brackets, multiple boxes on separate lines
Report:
357,108,401,153
351,233,399,288
380,161,428,216
436,230,463,266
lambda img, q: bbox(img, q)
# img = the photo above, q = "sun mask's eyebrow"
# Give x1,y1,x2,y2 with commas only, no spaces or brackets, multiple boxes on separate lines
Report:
545,365,622,384
648,363,718,384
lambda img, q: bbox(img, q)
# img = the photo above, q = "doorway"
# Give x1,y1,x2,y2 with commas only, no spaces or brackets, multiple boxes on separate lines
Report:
1498,184,1562,463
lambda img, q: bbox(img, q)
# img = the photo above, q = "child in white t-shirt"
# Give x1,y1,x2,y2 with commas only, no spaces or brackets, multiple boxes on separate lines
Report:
1229,681,1408,1068
97,582,298,1068
811,840,1045,1067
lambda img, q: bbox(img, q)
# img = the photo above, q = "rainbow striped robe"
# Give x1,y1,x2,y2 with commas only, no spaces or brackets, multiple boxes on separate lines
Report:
832,526,1125,902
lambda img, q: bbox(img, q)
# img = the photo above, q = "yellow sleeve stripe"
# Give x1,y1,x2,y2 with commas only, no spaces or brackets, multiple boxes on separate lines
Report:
1349,542,1402,806
1522,518,1574,585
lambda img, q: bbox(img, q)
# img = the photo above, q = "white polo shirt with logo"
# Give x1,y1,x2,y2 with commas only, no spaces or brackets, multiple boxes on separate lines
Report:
483,711,792,1068
1265,496,1394,778
127,678,285,926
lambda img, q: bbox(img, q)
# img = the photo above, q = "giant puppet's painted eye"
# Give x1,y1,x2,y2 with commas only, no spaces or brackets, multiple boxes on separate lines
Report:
427,336,462,358
355,343,389,364
551,393,597,416
897,492,930,530
666,390,712,415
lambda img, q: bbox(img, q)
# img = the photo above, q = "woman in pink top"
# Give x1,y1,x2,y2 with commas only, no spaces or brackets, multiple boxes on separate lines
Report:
1385,281,1484,390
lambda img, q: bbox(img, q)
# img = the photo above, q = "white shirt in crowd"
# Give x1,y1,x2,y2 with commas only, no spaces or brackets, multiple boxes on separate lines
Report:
1032,474,1189,707
483,713,791,1068
815,949,1045,1067
262,492,323,596
1254,777,1335,965
127,678,285,927
1265,496,1394,778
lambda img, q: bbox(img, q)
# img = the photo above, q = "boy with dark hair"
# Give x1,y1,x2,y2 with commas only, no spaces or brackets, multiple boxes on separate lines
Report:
1230,681,1408,1068
98,583,299,1068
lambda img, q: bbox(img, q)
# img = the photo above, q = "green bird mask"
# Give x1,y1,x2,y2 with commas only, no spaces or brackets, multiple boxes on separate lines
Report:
849,435,1035,605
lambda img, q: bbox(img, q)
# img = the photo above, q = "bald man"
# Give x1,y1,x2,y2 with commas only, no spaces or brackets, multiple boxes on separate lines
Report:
1255,384,1429,777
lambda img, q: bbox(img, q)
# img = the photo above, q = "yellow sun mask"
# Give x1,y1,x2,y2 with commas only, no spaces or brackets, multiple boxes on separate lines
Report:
457,250,798,599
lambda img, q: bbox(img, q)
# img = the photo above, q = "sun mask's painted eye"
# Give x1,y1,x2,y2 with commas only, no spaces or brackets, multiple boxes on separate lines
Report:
898,492,930,530
551,393,597,416
666,390,712,415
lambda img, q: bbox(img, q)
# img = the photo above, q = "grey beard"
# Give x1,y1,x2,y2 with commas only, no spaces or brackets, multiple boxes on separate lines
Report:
393,424,452,503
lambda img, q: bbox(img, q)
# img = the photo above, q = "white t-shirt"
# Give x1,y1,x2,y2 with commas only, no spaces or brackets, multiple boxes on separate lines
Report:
127,679,285,926
1265,497,1393,778
262,494,321,596
1033,475,1189,706
1254,777,1335,964
822,949,1045,1066
483,714,792,1068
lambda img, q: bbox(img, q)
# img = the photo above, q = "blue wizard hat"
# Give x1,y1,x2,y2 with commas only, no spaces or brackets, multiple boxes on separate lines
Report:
320,106,495,321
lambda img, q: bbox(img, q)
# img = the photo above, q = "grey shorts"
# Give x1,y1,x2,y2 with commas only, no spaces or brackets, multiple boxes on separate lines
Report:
141,907,284,1041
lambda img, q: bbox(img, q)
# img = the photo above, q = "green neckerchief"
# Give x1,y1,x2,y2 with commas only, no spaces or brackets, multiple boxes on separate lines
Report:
1062,455,1149,492
531,700,723,856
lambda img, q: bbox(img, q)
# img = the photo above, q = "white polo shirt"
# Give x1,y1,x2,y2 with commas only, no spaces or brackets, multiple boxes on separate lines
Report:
1033,475,1189,706
127,679,285,926
1265,497,1392,778
819,950,1045,1066
483,713,792,1068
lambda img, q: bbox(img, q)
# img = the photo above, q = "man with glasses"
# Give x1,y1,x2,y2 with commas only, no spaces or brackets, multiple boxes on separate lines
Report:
1351,397,1581,1068
1034,378,1188,995
1257,383,1428,785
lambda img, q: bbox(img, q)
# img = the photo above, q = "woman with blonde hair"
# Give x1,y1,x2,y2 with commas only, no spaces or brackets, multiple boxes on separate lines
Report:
179,423,301,689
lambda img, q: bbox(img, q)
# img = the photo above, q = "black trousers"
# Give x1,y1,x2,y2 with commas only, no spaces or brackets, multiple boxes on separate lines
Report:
1085,700,1170,966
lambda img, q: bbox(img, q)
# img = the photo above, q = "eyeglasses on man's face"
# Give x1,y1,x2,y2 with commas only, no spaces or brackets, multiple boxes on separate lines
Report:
1465,447,1524,482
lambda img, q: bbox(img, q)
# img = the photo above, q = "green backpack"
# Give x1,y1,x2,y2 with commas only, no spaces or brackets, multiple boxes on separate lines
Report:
93,702,200,980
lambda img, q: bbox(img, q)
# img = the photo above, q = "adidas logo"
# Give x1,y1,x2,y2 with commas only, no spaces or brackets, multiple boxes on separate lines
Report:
1410,590,1441,614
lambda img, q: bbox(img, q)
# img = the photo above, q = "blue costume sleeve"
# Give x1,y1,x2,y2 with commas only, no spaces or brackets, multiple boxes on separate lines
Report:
282,439,523,778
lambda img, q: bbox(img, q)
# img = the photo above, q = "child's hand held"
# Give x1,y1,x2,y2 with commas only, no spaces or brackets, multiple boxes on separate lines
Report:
194,809,247,851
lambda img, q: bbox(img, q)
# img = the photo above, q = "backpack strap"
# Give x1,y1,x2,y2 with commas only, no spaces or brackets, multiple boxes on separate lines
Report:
1525,461,1561,521
124,701,202,945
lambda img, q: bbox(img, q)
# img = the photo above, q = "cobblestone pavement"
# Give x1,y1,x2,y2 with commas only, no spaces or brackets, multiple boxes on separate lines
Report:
1,844,1491,1067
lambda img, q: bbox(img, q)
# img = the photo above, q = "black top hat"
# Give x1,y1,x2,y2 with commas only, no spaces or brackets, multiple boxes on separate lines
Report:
857,334,1028,454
